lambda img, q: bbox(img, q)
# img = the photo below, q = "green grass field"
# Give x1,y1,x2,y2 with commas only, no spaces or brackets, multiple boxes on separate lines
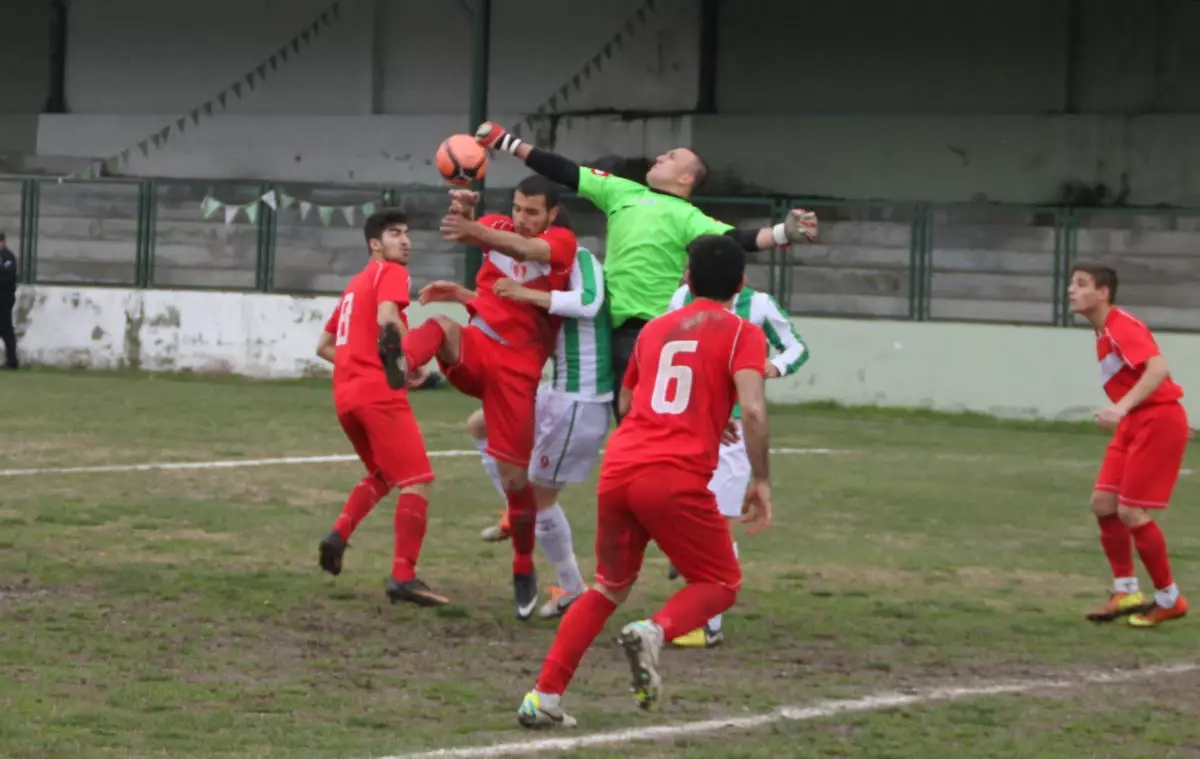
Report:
1,369,1198,759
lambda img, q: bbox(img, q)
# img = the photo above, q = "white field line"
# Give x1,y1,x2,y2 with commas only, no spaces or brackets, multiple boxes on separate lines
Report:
381,662,1198,759
0,448,855,478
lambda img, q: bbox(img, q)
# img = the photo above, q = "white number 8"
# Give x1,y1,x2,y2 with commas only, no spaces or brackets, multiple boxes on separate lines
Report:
650,340,698,414
335,293,355,346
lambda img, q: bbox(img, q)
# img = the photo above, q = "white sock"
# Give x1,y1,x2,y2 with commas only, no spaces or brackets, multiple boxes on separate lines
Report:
472,435,505,498
1114,576,1139,595
536,504,585,594
708,540,738,632
1156,583,1180,609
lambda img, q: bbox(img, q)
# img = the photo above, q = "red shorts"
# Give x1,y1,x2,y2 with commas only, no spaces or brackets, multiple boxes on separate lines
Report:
438,325,542,467
337,399,434,488
1096,402,1190,509
594,465,741,593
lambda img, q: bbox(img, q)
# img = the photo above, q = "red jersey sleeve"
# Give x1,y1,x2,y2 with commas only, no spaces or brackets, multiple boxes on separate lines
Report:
1110,312,1159,367
730,321,768,376
538,226,577,274
622,344,641,390
375,262,411,308
323,302,341,335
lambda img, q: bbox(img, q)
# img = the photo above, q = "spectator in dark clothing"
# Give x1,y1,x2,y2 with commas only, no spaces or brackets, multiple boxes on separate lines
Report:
0,232,18,369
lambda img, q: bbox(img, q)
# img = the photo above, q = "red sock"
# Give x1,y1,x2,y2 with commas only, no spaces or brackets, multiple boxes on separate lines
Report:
506,484,537,574
1131,520,1174,590
402,320,446,369
1097,514,1135,579
535,589,616,695
650,583,737,641
332,475,390,541
391,492,429,581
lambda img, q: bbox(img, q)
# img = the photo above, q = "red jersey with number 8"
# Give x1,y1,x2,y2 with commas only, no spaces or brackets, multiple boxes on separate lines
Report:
324,259,412,413
602,299,767,484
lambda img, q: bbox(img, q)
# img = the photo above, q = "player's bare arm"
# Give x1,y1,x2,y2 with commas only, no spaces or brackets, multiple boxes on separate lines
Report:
617,385,634,418
492,277,551,309
419,280,476,306
440,213,553,263
1096,354,1172,428
315,330,336,364
377,301,408,336
734,367,772,534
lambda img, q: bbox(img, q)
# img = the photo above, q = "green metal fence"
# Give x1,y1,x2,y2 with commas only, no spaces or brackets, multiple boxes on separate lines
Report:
3,176,1199,331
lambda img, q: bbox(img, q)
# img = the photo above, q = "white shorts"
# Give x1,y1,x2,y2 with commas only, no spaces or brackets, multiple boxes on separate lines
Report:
709,420,751,518
529,385,611,488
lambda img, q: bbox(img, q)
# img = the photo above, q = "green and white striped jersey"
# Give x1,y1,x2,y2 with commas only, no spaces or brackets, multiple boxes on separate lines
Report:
548,247,614,402
667,285,809,418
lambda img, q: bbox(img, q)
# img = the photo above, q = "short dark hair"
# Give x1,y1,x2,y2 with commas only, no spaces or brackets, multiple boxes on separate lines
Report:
1072,261,1119,304
688,149,710,192
0,231,6,242
687,234,745,301
515,174,561,209
363,208,408,244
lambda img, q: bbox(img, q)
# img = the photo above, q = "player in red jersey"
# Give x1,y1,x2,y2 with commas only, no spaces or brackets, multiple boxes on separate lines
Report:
514,235,772,728
314,209,448,608
1069,263,1189,628
388,176,577,620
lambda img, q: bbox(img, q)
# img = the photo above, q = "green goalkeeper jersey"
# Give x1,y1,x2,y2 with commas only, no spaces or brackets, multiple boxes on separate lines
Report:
576,167,734,328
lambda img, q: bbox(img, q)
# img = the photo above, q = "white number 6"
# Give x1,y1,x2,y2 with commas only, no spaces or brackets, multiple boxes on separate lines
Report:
650,340,697,414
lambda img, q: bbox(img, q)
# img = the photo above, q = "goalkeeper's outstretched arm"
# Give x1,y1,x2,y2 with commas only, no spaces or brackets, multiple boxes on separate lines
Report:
474,122,579,190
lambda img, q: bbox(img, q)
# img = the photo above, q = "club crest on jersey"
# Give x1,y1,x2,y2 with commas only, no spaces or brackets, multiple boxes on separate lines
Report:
540,455,551,469
590,169,610,177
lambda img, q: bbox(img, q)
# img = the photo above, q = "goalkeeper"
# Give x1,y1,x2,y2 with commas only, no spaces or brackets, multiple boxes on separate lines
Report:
474,121,817,422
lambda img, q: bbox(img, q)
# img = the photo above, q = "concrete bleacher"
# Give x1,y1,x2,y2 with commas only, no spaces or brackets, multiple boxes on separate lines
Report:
2,177,1199,329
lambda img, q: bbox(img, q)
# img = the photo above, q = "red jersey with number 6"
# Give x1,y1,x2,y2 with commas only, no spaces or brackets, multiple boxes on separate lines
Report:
1096,308,1183,406
324,259,412,413
602,299,768,484
468,213,577,359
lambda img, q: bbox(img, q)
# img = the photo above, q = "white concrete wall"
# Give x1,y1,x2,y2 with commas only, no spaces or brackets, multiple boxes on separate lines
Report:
14,285,1200,422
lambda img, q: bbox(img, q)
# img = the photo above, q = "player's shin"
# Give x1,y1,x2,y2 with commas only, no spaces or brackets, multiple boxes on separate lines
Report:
651,584,738,642
392,490,429,582
535,589,618,695
1096,513,1136,590
505,483,538,574
333,474,390,541
536,501,585,595
401,319,447,369
1130,520,1178,604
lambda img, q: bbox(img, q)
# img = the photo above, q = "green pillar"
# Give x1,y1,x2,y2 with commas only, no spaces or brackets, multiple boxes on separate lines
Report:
464,0,491,287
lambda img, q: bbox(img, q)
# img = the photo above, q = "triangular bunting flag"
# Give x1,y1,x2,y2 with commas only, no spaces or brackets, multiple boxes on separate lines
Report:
151,133,163,150
120,148,131,164
261,190,278,211
190,109,201,126
204,102,214,118
362,201,377,216
603,42,613,59
559,84,570,102
225,205,240,225
233,82,243,99
280,46,289,63
331,2,340,20
138,140,150,158
257,64,267,80
299,201,313,220
321,10,331,25
341,205,356,225
245,203,260,225
311,20,320,36
291,38,301,54
637,7,646,22
159,125,171,141
281,192,296,210
269,54,279,71
201,196,222,219
301,30,311,45
548,95,558,111
625,19,635,35
176,116,187,134
218,92,228,108
104,156,120,174
78,166,94,181
572,74,582,91
317,206,334,227
245,73,256,91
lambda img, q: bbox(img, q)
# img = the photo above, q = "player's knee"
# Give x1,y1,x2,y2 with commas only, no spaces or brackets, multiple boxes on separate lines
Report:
402,481,433,500
1090,490,1118,517
1117,504,1152,528
466,409,486,439
497,461,528,492
595,582,631,606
